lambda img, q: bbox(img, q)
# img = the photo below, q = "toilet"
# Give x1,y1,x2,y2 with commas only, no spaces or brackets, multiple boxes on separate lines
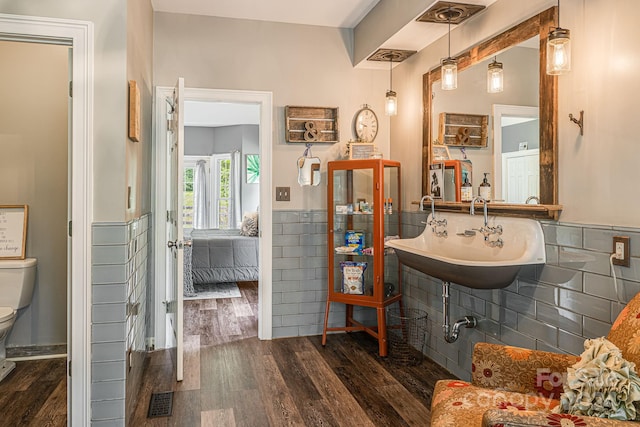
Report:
0,258,37,382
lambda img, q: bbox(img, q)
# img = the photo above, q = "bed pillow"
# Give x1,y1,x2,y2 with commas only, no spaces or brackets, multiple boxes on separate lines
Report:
240,212,259,237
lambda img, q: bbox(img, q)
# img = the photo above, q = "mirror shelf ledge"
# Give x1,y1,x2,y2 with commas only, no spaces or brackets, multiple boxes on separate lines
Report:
411,201,562,221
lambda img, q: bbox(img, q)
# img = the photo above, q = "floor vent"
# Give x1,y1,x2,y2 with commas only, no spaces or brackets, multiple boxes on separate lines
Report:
147,391,174,418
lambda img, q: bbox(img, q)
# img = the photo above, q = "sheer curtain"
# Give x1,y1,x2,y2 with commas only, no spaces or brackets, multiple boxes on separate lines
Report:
230,150,242,228
193,159,210,229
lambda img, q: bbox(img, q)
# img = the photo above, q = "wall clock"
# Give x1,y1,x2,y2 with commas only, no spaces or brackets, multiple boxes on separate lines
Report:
353,105,378,142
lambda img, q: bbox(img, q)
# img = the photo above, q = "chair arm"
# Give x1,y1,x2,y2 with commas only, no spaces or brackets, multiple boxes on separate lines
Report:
472,342,580,397
482,409,633,426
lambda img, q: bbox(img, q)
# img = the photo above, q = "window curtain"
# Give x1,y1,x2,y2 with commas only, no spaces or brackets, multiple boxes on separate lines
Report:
193,159,210,229
231,150,242,228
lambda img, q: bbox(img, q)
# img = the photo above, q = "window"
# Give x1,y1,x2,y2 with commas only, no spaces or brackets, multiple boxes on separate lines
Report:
182,156,207,229
182,154,234,230
211,154,232,229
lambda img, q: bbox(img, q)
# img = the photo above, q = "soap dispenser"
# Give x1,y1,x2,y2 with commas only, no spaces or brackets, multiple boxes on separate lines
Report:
461,176,473,202
479,173,491,201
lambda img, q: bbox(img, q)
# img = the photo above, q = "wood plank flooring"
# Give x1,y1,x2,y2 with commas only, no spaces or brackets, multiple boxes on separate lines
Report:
131,281,455,426
0,357,67,427
0,281,455,426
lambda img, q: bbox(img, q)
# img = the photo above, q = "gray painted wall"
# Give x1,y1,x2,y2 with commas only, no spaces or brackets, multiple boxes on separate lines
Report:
3,0,131,222
0,41,68,348
153,12,391,211
184,127,215,155
502,119,539,153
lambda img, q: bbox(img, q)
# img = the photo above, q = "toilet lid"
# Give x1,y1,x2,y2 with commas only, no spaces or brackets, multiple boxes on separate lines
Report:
0,307,15,322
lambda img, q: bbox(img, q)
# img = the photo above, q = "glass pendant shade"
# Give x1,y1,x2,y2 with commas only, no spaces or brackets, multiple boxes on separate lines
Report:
385,90,397,116
441,58,457,90
547,27,571,75
487,59,504,93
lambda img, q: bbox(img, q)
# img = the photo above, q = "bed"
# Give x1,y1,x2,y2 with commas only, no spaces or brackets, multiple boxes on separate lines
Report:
184,228,259,296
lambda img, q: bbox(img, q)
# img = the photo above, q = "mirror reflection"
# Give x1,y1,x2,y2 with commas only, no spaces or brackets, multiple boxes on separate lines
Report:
431,37,540,203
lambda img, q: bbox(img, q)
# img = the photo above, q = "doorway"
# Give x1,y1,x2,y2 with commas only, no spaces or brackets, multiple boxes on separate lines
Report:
153,87,273,357
0,13,93,426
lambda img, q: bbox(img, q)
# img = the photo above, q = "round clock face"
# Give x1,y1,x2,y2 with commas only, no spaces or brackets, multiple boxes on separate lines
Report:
354,107,378,142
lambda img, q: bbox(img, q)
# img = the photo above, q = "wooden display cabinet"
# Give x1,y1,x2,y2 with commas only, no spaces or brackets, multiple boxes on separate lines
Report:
321,159,402,356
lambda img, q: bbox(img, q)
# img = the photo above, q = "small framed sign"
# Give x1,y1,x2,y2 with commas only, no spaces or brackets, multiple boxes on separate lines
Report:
348,142,376,160
0,205,28,259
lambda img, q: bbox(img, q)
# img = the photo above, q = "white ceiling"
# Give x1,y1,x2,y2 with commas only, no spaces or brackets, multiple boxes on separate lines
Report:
184,101,260,127
151,0,381,29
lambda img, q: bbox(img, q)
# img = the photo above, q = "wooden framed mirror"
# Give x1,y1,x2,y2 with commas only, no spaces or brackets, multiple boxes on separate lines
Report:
422,6,562,220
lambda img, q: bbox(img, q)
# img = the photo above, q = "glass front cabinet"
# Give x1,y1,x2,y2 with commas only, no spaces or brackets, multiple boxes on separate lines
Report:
321,159,402,356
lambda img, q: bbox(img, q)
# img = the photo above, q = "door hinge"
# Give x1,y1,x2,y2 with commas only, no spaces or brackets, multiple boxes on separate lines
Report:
68,221,72,237
68,360,71,376
166,210,171,222
69,81,73,97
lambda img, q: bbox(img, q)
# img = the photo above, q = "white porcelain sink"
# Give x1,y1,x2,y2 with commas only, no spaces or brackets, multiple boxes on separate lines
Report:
385,212,546,289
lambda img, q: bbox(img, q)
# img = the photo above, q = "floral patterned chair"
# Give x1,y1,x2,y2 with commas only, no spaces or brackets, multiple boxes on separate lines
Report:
430,291,640,426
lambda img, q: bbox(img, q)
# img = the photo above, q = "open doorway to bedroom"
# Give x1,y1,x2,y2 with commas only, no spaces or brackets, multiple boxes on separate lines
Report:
153,86,273,364
181,101,261,344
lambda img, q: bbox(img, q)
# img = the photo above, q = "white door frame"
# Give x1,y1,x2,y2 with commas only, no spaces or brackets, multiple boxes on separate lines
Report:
0,13,94,426
153,87,273,345
492,104,538,201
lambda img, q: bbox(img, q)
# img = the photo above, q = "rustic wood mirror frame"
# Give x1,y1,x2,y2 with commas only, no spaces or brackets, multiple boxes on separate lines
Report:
422,6,562,220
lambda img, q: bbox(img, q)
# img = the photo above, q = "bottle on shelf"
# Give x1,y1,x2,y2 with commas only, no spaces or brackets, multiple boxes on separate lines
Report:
479,173,491,201
461,176,473,202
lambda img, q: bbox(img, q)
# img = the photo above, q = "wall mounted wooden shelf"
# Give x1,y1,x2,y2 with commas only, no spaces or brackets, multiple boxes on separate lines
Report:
438,112,488,147
285,105,339,143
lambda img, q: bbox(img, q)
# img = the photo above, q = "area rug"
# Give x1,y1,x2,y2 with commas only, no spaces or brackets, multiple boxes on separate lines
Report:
184,282,241,300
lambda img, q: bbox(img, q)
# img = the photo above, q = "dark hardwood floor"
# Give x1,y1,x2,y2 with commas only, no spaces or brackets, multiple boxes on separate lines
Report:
131,281,454,426
0,281,455,426
0,357,67,427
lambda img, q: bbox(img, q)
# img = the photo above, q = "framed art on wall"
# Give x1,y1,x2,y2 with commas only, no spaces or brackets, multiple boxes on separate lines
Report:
246,154,260,183
0,205,28,259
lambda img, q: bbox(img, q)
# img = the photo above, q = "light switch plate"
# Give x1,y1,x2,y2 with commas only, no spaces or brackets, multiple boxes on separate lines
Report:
276,186,290,201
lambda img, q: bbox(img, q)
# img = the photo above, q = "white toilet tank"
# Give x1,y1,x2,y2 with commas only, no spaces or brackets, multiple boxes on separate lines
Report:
0,258,37,309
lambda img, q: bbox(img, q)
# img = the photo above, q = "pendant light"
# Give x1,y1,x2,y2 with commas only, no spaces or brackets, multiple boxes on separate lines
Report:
385,54,397,116
441,6,457,90
487,57,504,93
547,0,571,75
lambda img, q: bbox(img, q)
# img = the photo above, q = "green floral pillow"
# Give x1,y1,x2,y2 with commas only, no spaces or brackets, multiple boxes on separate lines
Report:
555,337,640,420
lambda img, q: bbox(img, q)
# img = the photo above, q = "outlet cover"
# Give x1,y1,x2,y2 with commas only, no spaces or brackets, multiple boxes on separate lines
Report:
613,236,630,267
276,186,290,201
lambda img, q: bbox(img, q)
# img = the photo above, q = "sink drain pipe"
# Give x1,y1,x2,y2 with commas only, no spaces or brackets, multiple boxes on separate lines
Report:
442,281,477,343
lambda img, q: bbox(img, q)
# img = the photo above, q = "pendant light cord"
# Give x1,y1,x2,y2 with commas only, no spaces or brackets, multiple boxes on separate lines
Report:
389,55,393,91
557,0,560,28
447,5,451,58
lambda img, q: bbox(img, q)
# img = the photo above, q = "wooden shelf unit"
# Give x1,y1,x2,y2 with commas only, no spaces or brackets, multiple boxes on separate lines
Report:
322,159,402,357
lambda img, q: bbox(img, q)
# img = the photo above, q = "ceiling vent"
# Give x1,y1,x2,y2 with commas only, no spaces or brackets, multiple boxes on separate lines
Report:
416,1,486,25
367,49,417,63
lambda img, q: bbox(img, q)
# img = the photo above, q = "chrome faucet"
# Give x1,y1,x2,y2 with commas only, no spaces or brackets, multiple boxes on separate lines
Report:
525,196,540,204
470,196,503,247
470,196,488,227
420,195,447,237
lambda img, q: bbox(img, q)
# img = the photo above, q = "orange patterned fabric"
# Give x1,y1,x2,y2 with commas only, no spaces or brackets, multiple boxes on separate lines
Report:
471,342,579,398
430,380,559,427
608,292,640,368
430,293,640,426
482,409,634,426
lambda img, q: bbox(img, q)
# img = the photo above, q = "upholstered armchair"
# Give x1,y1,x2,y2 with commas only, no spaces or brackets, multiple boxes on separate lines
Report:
431,291,640,426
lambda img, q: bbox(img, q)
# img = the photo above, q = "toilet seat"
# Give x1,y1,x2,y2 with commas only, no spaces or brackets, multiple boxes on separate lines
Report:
0,307,15,323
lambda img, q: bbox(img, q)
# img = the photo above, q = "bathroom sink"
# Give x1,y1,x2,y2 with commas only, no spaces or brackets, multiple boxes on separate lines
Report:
385,212,545,289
